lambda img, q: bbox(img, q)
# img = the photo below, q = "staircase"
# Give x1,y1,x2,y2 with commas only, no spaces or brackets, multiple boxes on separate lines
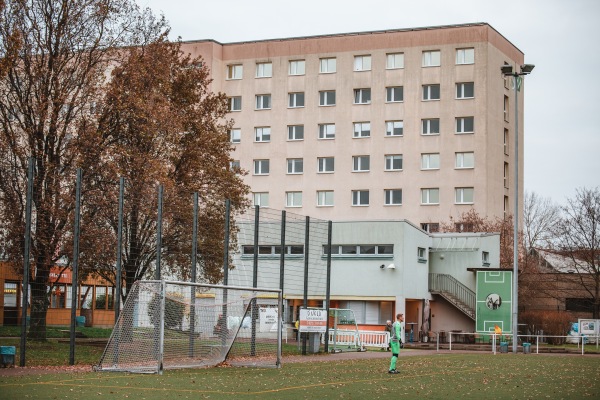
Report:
428,273,475,320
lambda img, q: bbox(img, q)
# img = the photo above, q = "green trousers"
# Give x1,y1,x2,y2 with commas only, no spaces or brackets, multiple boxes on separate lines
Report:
389,340,400,371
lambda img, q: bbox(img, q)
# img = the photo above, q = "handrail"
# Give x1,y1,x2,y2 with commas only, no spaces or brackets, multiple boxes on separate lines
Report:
428,273,475,317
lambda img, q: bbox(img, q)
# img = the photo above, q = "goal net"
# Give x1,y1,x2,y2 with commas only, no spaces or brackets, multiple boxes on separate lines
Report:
327,308,366,352
94,280,282,374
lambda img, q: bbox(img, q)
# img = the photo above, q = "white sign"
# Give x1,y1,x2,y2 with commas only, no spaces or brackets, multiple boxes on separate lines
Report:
259,307,279,333
299,308,327,333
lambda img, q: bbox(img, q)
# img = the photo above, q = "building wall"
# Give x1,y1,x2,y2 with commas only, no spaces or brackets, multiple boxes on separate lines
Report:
180,23,525,227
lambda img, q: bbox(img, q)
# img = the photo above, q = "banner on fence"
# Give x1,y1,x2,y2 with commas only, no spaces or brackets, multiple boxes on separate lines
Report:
299,308,327,333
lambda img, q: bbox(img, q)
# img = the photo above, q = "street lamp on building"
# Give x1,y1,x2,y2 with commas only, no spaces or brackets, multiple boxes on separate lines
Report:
502,63,534,353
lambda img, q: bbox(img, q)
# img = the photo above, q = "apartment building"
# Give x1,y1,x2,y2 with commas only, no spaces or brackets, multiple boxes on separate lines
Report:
181,23,525,229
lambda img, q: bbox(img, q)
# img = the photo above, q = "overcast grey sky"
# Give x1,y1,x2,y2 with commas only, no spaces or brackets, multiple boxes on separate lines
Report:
142,0,599,205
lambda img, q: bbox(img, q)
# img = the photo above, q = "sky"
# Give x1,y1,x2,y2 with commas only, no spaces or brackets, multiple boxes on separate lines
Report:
141,0,599,206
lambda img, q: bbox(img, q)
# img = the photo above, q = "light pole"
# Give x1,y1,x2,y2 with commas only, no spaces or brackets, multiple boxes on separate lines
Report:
501,63,534,353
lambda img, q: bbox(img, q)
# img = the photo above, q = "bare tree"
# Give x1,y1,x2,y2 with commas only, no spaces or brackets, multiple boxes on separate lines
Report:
555,187,600,317
0,0,140,339
523,191,560,250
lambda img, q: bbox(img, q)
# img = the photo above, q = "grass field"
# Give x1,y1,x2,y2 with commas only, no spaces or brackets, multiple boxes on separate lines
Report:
1,352,599,399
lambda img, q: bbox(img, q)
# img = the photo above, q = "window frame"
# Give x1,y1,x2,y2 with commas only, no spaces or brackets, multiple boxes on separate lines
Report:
386,86,404,103
455,152,475,169
287,125,304,141
422,119,440,135
288,92,305,108
319,57,337,73
351,190,370,206
253,159,270,175
255,62,273,78
317,157,335,173
317,190,334,207
353,88,372,104
287,158,304,174
386,52,404,69
456,82,474,99
354,55,372,71
456,117,474,134
353,122,371,138
319,90,336,106
456,48,475,65
422,84,441,101
421,188,440,205
352,155,370,172
253,192,269,207
228,96,242,112
385,120,404,137
418,247,427,262
421,153,440,170
227,64,243,80
385,154,403,171
254,126,271,142
289,60,305,76
285,191,303,207
229,128,241,143
318,123,336,139
255,94,272,110
422,50,441,67
455,187,474,204
384,189,403,205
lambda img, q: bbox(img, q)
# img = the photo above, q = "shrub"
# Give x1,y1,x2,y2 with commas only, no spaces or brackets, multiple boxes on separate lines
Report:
520,310,574,344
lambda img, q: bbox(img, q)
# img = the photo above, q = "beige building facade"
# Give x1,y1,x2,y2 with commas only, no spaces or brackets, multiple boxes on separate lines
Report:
181,23,525,228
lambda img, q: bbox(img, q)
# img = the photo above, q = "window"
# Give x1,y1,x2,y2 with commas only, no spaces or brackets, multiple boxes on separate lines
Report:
385,189,402,205
504,129,509,155
455,152,474,169
386,120,403,136
456,82,474,99
256,62,272,78
456,117,474,133
317,190,334,206
319,90,336,106
421,153,440,170
253,192,269,207
352,155,370,172
288,125,304,140
504,95,509,121
289,60,305,75
422,84,440,100
287,158,303,174
456,48,475,65
253,159,270,175
320,57,336,73
420,223,440,233
228,96,242,111
422,50,440,67
230,160,240,170
455,222,474,232
352,190,369,206
325,244,393,256
353,122,371,138
482,251,490,266
319,123,335,139
504,162,509,188
286,191,302,207
255,94,271,110
386,86,403,102
421,188,439,204
227,64,243,79
318,157,334,173
455,187,474,204
418,247,427,262
386,53,404,69
254,127,271,142
385,155,403,171
354,88,371,104
354,55,371,71
229,128,241,143
422,119,440,135
288,92,305,108
243,245,304,257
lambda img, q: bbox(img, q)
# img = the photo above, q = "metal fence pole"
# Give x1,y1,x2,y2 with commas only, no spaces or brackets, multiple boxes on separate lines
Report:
324,220,332,353
189,192,198,356
20,157,34,367
115,177,124,322
155,185,163,280
69,168,82,365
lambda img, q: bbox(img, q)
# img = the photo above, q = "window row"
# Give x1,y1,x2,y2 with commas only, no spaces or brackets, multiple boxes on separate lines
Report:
245,152,474,175
227,82,474,111
226,48,475,79
228,117,474,143
252,187,475,208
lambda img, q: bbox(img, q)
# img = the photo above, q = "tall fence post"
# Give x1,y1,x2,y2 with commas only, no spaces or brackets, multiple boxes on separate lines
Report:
155,185,163,280
115,177,124,322
251,205,260,356
189,192,199,356
221,199,231,354
20,157,34,367
302,216,310,355
69,168,82,365
324,220,332,353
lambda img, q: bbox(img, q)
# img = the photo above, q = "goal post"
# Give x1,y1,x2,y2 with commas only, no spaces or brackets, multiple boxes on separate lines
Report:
94,280,282,374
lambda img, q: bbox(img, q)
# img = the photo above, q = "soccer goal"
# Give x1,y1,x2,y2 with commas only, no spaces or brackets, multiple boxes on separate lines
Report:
327,308,366,352
94,280,282,374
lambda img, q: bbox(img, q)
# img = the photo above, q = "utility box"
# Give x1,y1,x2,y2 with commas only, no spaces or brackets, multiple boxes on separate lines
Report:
499,342,508,353
76,316,86,327
307,332,321,353
0,346,16,368
523,342,531,354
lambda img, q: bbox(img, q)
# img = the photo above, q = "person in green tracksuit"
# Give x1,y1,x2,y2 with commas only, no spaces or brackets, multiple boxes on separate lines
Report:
388,313,404,374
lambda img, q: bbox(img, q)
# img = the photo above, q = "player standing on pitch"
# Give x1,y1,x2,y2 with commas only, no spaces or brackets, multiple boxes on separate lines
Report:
388,313,403,374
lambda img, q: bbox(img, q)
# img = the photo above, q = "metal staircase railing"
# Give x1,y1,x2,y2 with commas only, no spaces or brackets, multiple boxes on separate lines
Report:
428,273,475,320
